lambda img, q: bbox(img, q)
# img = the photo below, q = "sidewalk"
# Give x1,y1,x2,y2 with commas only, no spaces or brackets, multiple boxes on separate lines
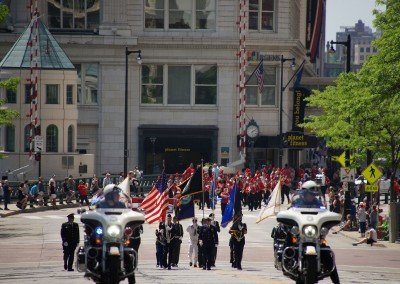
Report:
0,201,81,218
336,203,400,248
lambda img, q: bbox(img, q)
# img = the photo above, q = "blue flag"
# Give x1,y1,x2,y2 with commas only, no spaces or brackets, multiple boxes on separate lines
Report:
221,181,237,228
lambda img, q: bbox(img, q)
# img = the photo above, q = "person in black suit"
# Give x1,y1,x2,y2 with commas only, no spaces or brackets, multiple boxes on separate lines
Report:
171,216,184,267
60,213,80,271
161,214,176,269
199,217,218,270
209,213,220,266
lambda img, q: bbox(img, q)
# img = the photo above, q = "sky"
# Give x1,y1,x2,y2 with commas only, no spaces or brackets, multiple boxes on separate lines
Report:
325,0,383,43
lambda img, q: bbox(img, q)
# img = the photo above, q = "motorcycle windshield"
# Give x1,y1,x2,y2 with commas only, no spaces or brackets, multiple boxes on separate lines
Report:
290,191,326,209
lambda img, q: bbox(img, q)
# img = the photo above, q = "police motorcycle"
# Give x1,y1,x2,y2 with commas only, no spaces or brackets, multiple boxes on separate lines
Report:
76,184,145,284
275,181,341,284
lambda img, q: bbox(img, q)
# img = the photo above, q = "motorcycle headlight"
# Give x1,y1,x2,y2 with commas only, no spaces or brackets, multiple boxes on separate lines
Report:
320,227,329,237
106,225,121,237
290,226,300,235
303,225,318,238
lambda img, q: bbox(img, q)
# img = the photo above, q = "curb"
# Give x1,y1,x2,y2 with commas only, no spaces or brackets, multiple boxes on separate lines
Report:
0,203,82,218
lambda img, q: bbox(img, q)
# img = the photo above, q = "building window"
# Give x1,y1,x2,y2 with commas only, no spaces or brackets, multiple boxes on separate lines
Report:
360,55,365,61
246,65,276,106
25,84,31,104
145,0,216,30
249,0,275,31
46,124,58,152
47,0,100,30
46,84,59,104
6,89,16,103
66,84,74,104
366,47,371,53
168,66,191,104
141,64,217,105
142,65,164,104
75,63,99,104
195,65,217,104
5,126,15,152
68,125,74,152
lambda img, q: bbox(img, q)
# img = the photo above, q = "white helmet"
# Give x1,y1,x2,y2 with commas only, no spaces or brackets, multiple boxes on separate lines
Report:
103,184,121,200
301,180,318,190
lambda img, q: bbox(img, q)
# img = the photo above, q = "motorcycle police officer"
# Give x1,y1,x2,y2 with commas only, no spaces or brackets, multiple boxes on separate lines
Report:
61,213,80,271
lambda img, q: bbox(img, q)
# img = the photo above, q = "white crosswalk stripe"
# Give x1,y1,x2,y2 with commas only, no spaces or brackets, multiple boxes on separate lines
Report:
21,215,63,220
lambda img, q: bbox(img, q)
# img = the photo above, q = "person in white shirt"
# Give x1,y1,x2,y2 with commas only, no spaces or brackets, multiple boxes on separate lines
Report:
352,223,378,246
186,217,199,267
102,173,112,189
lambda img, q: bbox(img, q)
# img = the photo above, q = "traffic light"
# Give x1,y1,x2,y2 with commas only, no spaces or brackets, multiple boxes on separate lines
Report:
35,152,41,161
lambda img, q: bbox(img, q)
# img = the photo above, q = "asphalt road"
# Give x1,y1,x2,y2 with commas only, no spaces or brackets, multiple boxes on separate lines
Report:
0,206,400,284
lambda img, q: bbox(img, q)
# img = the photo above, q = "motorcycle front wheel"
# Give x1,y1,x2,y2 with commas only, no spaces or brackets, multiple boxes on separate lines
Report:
108,255,121,284
304,255,317,284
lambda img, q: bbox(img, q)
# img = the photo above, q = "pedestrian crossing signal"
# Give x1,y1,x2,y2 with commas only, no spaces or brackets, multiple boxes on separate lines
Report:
35,152,41,161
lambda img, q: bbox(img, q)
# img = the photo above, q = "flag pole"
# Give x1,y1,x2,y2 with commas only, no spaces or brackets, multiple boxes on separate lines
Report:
244,58,263,86
201,159,205,219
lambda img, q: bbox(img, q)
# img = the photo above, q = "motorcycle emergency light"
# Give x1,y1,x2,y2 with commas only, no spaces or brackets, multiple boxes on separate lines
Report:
95,238,101,245
320,227,329,237
125,227,133,237
321,239,327,245
95,226,103,235
107,225,121,237
125,239,131,245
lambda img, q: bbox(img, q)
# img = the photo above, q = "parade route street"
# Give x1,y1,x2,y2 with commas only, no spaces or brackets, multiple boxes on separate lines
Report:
1,207,400,284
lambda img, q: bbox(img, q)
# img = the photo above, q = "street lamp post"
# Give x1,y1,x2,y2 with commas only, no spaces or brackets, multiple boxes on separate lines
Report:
124,47,142,177
150,137,157,174
328,35,351,166
279,55,296,169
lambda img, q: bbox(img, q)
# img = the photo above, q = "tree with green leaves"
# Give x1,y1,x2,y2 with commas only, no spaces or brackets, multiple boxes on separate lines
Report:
0,4,20,158
302,0,400,203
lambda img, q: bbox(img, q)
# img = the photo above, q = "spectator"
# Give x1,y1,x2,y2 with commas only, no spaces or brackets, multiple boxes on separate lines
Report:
369,205,379,229
38,176,46,206
30,181,39,205
333,214,352,234
90,174,100,194
352,223,378,246
0,180,3,210
358,202,367,238
78,180,90,206
17,183,28,209
48,180,58,210
118,172,125,184
23,180,34,208
103,173,112,189
68,175,76,202
3,180,11,210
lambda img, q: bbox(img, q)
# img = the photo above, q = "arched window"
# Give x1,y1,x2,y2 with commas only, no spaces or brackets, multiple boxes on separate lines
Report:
46,125,58,152
24,125,31,152
68,125,74,152
5,126,15,152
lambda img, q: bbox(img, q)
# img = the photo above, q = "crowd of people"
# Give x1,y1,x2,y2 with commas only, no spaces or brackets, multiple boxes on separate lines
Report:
0,166,144,211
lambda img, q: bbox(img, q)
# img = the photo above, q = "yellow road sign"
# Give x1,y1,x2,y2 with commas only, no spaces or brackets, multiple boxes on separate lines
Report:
361,163,382,184
332,152,346,168
365,185,378,192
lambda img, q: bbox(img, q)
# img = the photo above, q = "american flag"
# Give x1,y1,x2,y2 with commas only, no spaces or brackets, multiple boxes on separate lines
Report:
139,174,169,224
254,61,264,93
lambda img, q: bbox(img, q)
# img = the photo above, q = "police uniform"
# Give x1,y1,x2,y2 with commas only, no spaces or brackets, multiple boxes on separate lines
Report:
209,213,220,266
129,225,143,255
60,213,80,271
161,214,176,269
171,217,183,267
199,218,218,270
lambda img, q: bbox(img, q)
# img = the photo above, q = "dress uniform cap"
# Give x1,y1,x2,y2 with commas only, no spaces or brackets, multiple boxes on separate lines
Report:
67,213,75,218
167,213,172,218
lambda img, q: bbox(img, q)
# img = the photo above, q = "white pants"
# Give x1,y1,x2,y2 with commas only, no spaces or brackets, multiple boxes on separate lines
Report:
188,239,198,264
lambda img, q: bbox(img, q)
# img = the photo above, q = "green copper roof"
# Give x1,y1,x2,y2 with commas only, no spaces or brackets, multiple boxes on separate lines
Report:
0,18,74,70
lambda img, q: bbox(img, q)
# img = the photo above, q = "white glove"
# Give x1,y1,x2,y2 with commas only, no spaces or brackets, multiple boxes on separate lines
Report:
63,242,68,246
238,224,243,230
215,244,218,248
199,240,203,246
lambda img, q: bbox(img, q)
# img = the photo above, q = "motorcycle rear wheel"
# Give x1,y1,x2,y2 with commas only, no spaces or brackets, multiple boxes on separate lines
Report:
304,255,317,284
